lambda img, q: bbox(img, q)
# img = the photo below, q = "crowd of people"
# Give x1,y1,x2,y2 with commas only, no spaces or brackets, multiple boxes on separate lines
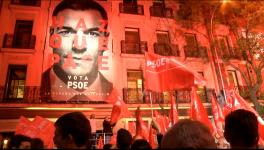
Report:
3,109,262,149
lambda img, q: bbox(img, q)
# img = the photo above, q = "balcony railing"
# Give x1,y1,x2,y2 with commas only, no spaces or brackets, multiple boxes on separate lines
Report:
221,48,242,60
184,45,208,58
0,86,214,104
123,88,144,104
121,40,147,54
3,34,36,49
154,43,180,56
11,0,41,7
0,86,40,103
150,6,173,18
122,88,213,104
119,3,144,15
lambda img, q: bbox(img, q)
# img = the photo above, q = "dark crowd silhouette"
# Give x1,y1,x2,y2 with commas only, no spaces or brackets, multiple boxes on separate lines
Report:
1,109,263,149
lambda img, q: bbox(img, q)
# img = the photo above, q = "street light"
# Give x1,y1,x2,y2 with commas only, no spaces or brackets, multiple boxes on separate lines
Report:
210,0,230,101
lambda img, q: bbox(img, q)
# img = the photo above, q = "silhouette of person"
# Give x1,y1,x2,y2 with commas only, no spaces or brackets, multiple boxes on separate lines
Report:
161,119,216,149
224,109,259,149
8,134,31,149
116,128,132,149
90,114,97,133
53,111,91,149
131,139,152,149
31,138,44,149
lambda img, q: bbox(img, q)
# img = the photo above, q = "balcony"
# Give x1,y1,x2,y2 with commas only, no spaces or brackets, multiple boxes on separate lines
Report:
123,88,144,104
122,88,213,104
184,45,208,58
121,40,147,54
3,34,36,49
221,48,242,60
11,0,41,7
150,6,173,18
0,86,214,106
154,43,180,56
0,86,40,103
119,3,144,15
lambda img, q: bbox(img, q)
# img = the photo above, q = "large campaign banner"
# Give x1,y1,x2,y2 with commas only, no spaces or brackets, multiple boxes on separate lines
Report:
41,0,113,103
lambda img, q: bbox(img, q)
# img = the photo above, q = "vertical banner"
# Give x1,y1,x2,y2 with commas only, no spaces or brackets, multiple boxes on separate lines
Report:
41,0,113,103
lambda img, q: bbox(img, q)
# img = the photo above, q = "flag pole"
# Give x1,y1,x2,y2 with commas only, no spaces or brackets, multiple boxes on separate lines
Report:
149,91,154,118
144,51,154,119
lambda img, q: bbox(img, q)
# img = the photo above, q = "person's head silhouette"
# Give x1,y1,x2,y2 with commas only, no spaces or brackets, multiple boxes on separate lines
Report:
54,111,91,149
224,109,259,149
161,119,216,149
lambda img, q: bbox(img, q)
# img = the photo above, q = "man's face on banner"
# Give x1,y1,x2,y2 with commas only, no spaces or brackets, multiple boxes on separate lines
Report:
53,9,103,76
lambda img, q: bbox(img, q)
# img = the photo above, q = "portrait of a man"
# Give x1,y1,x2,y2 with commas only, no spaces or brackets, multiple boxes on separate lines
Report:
41,0,113,103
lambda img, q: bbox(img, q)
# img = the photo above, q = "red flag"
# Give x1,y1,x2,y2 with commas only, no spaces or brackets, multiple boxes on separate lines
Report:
169,95,179,126
227,90,264,144
222,95,233,117
211,94,225,138
15,116,32,136
15,116,55,149
164,116,170,129
109,134,116,145
190,86,215,134
107,88,131,125
144,52,206,92
97,136,104,149
153,111,167,134
148,127,156,149
135,106,149,140
32,116,55,149
128,121,136,137
110,100,121,125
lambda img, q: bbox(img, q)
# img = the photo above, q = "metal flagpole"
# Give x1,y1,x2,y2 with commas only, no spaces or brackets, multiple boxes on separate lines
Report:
149,91,154,118
144,51,154,119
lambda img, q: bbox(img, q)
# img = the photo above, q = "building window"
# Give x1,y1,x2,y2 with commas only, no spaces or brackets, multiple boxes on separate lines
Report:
11,0,41,7
119,0,144,15
154,31,171,56
154,31,180,56
217,36,231,58
3,20,36,49
150,0,173,18
227,70,239,92
5,65,27,101
121,28,147,54
124,70,143,103
157,31,170,43
197,72,207,102
177,3,192,20
184,33,199,57
13,20,34,48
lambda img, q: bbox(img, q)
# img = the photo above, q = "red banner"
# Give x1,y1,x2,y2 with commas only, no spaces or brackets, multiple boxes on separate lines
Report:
15,116,55,149
145,52,205,92
169,95,179,126
190,87,215,135
153,111,167,134
226,90,264,143
135,107,149,140
211,95,225,138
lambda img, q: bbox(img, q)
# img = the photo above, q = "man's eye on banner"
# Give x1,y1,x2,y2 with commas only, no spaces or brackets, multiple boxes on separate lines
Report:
41,0,113,103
